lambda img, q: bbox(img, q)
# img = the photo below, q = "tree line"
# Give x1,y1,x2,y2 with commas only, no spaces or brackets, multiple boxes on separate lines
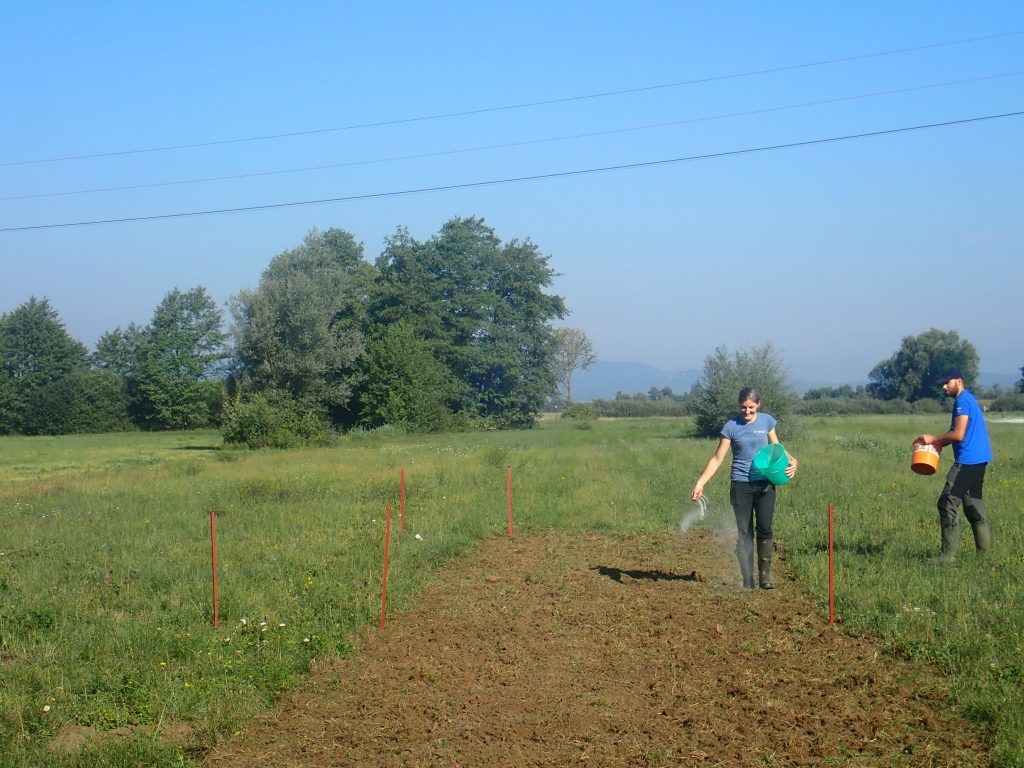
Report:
1,218,568,443
4,217,1021,443
569,332,1024,436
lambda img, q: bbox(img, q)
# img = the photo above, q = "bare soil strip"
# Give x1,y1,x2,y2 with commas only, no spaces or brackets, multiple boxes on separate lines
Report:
206,530,988,767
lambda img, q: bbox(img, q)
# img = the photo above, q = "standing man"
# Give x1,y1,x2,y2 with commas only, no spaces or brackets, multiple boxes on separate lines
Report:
919,367,993,563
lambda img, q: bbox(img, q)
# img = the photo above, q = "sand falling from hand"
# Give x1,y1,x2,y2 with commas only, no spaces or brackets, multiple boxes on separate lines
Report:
679,495,707,533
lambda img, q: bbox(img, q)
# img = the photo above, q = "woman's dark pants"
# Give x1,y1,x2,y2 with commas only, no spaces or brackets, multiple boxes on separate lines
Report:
730,480,776,587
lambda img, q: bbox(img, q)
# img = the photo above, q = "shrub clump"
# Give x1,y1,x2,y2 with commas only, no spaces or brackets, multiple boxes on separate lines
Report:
691,344,799,439
221,393,336,449
988,392,1024,412
796,397,945,416
560,403,595,420
587,399,691,418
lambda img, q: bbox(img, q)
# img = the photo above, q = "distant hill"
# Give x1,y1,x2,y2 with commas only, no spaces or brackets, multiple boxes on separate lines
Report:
571,362,700,402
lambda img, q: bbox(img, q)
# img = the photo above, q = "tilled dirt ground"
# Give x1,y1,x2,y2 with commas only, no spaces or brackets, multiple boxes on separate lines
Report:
205,530,989,767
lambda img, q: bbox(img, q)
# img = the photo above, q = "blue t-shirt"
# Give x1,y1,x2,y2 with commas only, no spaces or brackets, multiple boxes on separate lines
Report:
722,412,777,481
950,389,992,465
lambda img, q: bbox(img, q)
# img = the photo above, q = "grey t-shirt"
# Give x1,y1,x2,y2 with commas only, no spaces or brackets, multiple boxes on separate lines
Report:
722,412,777,481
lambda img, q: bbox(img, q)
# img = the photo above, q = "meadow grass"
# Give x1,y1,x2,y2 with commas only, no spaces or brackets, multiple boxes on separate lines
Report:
780,413,1024,767
0,414,1021,766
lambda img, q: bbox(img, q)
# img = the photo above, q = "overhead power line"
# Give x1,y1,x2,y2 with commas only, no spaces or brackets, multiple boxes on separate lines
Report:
2,110,1020,234
4,70,1020,202
1,29,1021,168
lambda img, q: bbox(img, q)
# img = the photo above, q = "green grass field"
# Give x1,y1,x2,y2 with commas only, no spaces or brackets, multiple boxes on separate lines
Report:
1,414,1022,767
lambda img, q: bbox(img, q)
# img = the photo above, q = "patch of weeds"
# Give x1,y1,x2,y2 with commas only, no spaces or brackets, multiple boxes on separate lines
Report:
479,445,508,468
5,607,57,632
832,435,904,460
642,746,673,766
169,460,204,478
234,478,316,504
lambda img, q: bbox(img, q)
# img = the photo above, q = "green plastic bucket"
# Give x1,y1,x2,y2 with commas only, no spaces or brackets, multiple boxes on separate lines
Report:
753,443,790,485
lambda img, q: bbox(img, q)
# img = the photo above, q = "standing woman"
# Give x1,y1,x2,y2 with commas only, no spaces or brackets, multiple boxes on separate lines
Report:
691,387,797,589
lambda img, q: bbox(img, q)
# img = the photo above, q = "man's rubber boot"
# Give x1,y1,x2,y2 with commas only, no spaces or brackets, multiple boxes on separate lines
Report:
927,525,960,564
737,541,756,589
970,520,991,553
757,539,775,589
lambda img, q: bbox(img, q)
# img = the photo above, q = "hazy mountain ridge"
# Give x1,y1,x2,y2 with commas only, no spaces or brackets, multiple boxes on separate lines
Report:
571,361,1019,402
570,362,700,402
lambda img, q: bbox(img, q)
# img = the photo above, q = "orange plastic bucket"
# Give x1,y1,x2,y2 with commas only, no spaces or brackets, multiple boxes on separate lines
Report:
911,442,940,475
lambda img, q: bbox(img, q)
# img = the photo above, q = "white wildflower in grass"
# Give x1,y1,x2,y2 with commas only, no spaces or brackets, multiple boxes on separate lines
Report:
278,622,286,628
42,705,51,714
240,617,248,626
415,534,423,540
303,637,310,644
902,604,936,617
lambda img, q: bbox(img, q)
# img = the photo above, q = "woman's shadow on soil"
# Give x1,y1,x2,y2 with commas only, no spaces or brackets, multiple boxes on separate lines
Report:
592,565,703,583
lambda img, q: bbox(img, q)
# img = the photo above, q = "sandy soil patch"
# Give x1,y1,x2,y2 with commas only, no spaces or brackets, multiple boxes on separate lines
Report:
206,530,988,767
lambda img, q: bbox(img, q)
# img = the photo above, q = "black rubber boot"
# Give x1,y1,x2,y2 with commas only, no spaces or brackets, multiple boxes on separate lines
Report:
927,525,960,564
970,520,991,553
737,540,755,589
757,539,775,589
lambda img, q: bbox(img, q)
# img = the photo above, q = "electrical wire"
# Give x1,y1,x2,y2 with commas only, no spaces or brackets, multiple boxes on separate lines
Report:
2,110,1020,233
2,29,1021,168
3,70,1019,202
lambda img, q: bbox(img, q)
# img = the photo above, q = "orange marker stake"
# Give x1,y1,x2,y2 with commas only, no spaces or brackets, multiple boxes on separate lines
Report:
210,510,219,628
828,503,835,626
380,505,391,630
506,465,514,538
400,468,406,532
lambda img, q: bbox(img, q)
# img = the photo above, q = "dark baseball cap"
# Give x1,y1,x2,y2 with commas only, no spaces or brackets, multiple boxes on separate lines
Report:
938,367,964,382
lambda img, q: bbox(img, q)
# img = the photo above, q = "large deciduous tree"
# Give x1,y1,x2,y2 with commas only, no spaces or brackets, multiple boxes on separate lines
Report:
230,228,374,422
0,297,88,434
123,287,227,430
867,328,979,401
372,217,566,428
692,343,798,439
551,327,597,403
354,320,465,432
92,323,146,376
27,368,134,435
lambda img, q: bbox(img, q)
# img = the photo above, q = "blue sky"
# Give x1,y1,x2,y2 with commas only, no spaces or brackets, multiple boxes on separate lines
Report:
2,2,1022,384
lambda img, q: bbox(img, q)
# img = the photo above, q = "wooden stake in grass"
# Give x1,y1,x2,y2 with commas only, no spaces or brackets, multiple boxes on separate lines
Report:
400,468,406,532
828,503,835,626
380,505,391,630
506,465,514,538
210,509,219,628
